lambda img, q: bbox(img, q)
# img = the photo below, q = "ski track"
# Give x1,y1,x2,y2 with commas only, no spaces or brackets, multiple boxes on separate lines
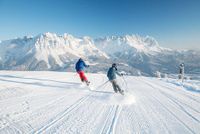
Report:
99,105,122,134
143,79,200,116
0,71,200,134
118,88,171,134
33,95,91,134
136,78,200,133
148,78,200,103
50,98,103,134
140,78,200,111
151,96,196,134
0,117,23,134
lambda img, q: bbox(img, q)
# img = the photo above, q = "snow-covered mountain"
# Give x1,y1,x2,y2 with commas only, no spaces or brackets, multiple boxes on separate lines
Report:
0,32,200,76
95,35,200,75
0,33,108,71
95,35,167,55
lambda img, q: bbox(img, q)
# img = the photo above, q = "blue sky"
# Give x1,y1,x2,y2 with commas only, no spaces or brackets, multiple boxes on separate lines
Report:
0,0,200,50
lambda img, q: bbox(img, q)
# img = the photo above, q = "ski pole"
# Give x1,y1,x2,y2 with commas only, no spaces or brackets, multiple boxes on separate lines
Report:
122,76,128,92
95,80,109,90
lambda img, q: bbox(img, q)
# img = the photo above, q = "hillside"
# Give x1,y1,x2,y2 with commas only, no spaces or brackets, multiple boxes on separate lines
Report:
0,71,199,133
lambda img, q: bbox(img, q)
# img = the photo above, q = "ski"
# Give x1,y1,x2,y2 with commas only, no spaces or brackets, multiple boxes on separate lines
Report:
119,90,125,95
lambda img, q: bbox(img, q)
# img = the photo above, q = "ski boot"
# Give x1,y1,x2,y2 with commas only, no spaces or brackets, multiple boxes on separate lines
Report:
114,89,118,93
86,81,90,86
119,90,124,95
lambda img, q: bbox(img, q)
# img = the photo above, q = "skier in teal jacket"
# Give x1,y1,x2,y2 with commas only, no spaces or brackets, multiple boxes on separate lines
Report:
107,63,124,94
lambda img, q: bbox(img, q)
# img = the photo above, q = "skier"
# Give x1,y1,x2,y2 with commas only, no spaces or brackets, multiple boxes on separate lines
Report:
75,58,90,86
179,63,184,81
107,63,124,95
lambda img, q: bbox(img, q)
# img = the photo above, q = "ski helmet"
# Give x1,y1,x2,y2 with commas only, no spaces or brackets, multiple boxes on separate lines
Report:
112,63,117,67
180,63,184,67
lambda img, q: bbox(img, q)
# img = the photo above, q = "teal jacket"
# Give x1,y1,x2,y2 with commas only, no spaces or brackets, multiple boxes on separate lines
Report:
107,67,121,80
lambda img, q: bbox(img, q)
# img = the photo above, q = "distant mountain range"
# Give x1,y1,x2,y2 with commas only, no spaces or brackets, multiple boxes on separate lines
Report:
0,32,200,76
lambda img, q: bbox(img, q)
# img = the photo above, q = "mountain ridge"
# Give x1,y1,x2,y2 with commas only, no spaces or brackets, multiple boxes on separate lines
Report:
0,32,199,76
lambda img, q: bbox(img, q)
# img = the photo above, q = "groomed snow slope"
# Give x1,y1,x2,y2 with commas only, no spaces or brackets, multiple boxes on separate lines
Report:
0,71,199,134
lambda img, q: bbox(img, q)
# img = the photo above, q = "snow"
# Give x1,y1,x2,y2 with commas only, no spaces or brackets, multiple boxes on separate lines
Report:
34,32,109,67
90,92,135,105
1,32,199,76
0,32,109,69
94,35,168,56
0,71,199,134
162,78,200,93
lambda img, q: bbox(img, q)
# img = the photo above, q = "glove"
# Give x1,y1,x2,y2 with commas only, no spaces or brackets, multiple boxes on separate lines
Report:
120,73,124,76
87,65,90,68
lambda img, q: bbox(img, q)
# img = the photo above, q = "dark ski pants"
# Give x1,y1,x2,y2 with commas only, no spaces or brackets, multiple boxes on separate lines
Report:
110,79,122,93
